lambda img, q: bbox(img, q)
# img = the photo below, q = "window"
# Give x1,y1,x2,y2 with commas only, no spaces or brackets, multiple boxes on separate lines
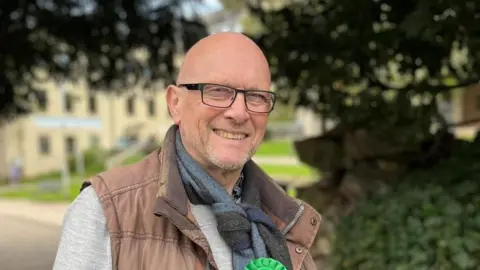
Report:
34,91,48,111
58,82,74,113
88,95,97,114
38,136,50,155
147,99,155,116
65,136,76,154
64,93,74,113
127,97,135,115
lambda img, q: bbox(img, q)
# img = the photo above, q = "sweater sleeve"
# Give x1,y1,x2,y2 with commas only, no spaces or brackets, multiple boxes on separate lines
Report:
53,186,113,270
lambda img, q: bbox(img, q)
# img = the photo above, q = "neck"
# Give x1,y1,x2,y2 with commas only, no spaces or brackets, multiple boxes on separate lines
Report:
177,129,242,195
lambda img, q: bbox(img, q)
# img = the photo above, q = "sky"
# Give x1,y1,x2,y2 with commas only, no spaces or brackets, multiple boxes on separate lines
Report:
181,0,223,17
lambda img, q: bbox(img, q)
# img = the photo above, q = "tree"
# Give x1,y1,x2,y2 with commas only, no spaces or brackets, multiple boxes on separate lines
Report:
249,0,480,124
0,0,208,119
247,0,480,185
247,0,480,268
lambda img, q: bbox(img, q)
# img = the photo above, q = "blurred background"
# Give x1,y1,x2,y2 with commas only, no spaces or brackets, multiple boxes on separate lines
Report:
1,0,479,269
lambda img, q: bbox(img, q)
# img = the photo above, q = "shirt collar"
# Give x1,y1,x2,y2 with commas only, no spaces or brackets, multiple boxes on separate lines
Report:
232,172,244,202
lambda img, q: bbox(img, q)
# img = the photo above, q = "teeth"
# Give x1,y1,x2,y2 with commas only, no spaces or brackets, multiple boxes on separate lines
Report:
214,129,247,140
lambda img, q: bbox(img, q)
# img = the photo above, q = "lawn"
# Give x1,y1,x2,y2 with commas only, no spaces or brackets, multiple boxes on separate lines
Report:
121,140,296,164
1,140,312,203
0,171,61,186
255,140,295,156
122,152,314,178
0,179,83,202
261,164,316,178
0,162,316,202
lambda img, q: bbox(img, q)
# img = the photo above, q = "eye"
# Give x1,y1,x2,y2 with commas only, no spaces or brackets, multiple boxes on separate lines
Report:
204,85,234,99
247,91,272,104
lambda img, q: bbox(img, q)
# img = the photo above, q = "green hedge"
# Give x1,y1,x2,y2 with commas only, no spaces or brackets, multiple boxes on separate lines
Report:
68,147,107,174
333,141,480,270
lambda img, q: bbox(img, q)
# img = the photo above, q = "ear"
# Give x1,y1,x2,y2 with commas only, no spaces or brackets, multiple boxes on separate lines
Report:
165,85,183,125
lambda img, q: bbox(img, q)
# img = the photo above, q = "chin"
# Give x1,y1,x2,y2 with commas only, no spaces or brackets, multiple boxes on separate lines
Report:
208,154,249,171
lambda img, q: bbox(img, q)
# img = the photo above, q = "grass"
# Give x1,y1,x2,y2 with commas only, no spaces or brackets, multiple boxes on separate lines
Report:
0,163,315,202
119,139,296,165
119,140,295,161
1,140,312,202
0,178,83,202
261,164,316,178
0,171,61,186
255,140,294,156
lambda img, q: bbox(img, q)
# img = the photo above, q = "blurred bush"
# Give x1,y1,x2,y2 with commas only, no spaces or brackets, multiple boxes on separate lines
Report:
141,136,162,155
332,140,480,270
68,147,108,174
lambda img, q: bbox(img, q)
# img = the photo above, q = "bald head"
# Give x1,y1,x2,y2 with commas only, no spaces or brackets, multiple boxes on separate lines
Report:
166,32,274,183
176,32,271,90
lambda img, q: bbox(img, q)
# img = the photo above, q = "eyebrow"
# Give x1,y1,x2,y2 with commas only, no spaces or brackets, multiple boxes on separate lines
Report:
213,82,265,91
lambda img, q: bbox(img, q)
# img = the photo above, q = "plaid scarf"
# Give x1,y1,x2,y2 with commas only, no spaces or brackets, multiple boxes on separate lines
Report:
175,131,293,270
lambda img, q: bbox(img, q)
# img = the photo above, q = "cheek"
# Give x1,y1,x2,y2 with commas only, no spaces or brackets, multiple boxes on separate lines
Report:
189,108,222,135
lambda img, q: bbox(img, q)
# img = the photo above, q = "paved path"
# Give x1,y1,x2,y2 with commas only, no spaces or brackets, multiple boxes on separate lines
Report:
252,156,300,165
0,199,68,270
0,214,61,270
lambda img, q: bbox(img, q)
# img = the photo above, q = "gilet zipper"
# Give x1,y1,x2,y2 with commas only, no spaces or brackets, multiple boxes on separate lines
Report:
281,203,305,236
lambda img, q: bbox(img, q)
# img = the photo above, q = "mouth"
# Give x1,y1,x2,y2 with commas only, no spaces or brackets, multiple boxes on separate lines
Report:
213,129,249,140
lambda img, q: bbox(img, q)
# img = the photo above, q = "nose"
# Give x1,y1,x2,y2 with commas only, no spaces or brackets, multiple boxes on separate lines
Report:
223,93,250,123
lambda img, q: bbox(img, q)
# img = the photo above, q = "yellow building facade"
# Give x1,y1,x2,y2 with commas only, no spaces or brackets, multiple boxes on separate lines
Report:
0,78,173,179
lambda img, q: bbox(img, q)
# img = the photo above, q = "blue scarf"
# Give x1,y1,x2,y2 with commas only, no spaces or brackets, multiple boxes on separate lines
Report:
174,131,293,270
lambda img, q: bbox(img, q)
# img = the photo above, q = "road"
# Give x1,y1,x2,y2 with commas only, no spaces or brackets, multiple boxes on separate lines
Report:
0,214,61,270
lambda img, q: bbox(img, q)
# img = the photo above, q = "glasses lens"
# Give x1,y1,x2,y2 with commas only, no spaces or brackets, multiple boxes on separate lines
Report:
202,84,235,107
245,91,275,112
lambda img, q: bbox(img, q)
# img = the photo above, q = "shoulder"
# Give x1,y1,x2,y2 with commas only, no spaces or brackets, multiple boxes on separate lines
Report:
87,150,164,199
64,185,107,227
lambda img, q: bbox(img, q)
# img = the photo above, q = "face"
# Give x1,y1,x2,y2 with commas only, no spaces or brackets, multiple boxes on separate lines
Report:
167,33,272,172
178,85,269,171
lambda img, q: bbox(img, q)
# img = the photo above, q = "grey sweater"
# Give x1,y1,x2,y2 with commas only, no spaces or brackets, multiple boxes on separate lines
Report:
53,186,232,270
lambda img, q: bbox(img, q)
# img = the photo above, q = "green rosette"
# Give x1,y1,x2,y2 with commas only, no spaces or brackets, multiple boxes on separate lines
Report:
244,258,287,270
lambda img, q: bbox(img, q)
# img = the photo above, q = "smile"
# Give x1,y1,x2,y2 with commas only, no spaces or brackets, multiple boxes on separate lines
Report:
213,129,248,140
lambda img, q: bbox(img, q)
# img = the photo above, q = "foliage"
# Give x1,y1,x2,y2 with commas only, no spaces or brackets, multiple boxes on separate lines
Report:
218,0,272,35
247,0,480,139
268,102,296,122
68,147,108,174
332,140,480,269
0,0,207,118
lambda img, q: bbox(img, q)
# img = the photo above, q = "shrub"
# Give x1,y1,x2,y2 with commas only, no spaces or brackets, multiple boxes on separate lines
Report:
332,141,480,270
141,136,162,155
68,147,108,174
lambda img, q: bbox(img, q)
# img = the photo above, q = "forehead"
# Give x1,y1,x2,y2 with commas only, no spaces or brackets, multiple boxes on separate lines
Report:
198,61,270,90
179,45,271,90
206,77,270,91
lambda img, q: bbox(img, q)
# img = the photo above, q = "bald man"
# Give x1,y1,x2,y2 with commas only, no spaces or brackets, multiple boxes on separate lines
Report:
53,32,321,270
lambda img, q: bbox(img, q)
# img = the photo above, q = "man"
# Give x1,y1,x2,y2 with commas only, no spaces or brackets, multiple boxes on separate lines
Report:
53,32,321,270
9,157,23,186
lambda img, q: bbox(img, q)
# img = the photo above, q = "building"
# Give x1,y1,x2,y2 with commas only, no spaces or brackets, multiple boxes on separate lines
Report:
449,84,480,138
0,6,246,180
0,77,173,179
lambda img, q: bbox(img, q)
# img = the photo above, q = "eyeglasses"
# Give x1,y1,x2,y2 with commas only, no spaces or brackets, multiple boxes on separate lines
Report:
177,83,276,113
